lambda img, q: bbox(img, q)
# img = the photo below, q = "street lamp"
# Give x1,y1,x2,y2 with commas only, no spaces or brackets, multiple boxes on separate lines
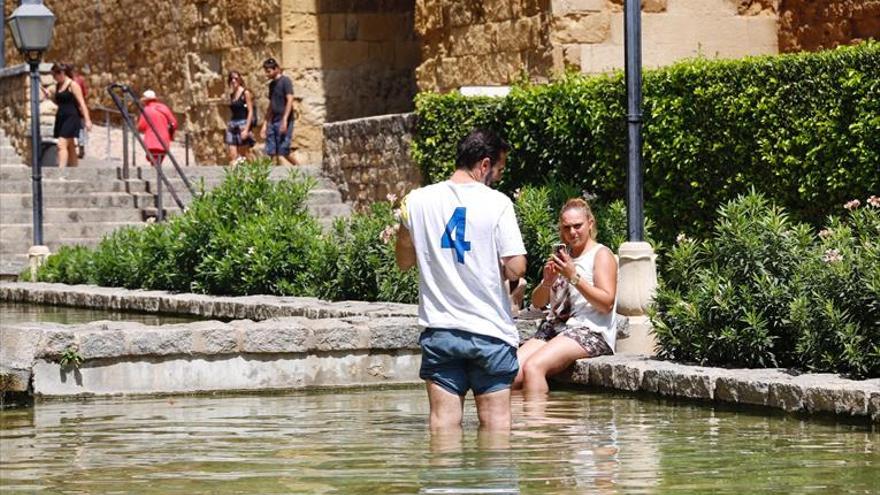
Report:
616,0,658,355
7,0,56,274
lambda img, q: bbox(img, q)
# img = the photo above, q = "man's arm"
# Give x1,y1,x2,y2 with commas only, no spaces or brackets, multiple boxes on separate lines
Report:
395,224,417,271
281,93,294,127
500,254,526,281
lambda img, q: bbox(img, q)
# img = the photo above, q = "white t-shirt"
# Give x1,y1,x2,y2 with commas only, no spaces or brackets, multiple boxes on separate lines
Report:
401,180,526,347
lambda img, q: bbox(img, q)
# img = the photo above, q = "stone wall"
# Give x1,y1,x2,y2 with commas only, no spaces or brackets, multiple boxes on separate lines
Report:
412,0,781,90
285,0,420,160
778,0,880,52
556,0,779,74
2,0,420,166
414,0,555,92
323,113,420,209
0,63,58,164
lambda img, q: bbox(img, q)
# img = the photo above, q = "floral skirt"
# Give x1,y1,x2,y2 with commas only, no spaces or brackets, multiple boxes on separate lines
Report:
532,320,612,357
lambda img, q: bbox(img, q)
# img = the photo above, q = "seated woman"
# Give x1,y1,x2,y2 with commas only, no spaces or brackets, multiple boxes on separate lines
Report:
513,198,618,395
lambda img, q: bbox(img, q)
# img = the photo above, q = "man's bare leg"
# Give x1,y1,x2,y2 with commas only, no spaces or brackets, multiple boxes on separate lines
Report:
277,154,297,166
474,388,512,431
426,381,464,431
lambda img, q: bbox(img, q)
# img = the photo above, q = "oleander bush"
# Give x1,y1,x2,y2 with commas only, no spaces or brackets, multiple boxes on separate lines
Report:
414,42,880,245
317,201,419,304
651,192,880,378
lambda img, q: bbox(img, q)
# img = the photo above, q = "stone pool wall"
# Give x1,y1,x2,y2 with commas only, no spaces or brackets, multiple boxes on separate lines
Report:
1,282,877,421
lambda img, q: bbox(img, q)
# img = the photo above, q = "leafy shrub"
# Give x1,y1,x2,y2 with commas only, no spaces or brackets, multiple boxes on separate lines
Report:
651,192,880,378
34,245,93,284
34,161,417,302
318,201,418,303
413,42,880,245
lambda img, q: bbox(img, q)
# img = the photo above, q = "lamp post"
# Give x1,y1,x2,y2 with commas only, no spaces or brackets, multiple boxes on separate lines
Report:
7,0,56,276
616,0,658,355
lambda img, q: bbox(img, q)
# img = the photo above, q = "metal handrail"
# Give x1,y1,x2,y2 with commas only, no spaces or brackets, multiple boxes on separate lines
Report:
106,83,199,220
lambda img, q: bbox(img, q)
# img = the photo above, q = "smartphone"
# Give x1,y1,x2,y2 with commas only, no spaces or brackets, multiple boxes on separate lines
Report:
552,243,569,256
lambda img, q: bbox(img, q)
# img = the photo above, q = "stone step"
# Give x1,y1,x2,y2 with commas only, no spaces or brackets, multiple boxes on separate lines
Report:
0,165,124,181
1,192,138,209
0,207,144,224
307,203,352,218
1,223,141,254
0,179,148,194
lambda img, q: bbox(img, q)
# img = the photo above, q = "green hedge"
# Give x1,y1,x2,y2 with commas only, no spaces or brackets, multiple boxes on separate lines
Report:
650,192,880,378
414,42,880,244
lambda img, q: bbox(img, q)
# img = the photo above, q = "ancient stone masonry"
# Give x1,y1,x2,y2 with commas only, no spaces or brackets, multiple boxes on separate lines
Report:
778,0,880,53
322,113,420,209
2,0,420,165
413,0,782,91
415,0,556,92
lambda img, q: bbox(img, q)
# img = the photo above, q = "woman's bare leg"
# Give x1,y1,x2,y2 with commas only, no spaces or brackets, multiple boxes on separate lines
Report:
228,145,238,164
66,139,78,167
511,338,545,390
56,137,71,167
521,335,587,396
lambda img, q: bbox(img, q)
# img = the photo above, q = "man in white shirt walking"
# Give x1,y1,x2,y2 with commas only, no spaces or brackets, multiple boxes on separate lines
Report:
395,129,527,431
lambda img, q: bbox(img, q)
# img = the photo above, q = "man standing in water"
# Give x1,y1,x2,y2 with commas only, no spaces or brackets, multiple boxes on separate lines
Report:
395,128,527,431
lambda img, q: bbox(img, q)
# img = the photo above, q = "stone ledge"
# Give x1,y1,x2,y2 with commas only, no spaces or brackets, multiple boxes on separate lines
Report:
14,315,421,362
558,355,880,422
0,282,418,320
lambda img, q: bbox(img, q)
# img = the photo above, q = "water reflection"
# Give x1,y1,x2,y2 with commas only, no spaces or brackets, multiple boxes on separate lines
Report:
0,301,204,327
0,389,876,493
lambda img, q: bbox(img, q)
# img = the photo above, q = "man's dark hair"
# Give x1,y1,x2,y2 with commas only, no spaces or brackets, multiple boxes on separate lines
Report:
262,58,279,70
455,128,510,170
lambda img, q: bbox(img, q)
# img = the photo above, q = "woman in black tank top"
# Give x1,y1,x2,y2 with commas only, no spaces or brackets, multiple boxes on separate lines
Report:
225,71,255,164
42,63,92,167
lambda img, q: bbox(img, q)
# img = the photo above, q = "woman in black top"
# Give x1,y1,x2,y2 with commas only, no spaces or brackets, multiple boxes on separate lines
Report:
42,64,92,167
225,71,255,164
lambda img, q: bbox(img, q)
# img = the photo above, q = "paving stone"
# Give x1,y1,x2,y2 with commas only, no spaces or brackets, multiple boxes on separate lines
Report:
129,328,194,356
241,320,310,353
78,328,128,359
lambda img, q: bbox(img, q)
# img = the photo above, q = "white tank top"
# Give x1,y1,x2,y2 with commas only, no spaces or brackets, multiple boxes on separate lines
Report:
565,243,618,351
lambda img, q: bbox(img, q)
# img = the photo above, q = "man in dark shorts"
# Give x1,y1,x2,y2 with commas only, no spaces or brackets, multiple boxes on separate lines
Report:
395,129,527,431
259,58,296,165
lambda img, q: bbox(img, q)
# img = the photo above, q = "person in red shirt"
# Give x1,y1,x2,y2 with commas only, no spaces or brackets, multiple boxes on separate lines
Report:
136,90,178,166
68,64,89,159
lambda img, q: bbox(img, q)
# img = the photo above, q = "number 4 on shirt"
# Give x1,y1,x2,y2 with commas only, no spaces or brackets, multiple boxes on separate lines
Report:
441,207,471,264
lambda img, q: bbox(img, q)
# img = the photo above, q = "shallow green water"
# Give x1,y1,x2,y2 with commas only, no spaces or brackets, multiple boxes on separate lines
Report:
0,302,203,327
0,388,876,494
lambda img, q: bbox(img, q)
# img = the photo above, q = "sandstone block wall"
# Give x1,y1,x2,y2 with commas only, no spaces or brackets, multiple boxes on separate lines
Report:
778,0,880,52
553,0,779,75
2,0,420,165
283,0,420,162
413,0,781,90
322,112,420,209
0,63,61,163
415,0,555,92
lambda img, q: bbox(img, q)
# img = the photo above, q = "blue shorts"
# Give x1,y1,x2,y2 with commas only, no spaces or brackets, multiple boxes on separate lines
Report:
265,119,293,156
419,328,519,397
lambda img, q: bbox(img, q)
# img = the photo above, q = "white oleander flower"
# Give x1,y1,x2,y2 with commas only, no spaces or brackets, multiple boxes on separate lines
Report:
822,248,842,263
844,199,860,210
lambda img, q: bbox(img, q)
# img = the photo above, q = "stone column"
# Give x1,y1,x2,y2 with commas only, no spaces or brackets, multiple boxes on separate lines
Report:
615,241,657,355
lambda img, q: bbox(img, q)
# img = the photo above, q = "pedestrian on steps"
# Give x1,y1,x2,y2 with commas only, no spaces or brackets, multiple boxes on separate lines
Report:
137,90,178,167
225,70,256,165
41,63,92,168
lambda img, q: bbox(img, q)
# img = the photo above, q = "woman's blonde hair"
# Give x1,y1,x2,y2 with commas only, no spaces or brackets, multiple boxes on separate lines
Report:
559,198,597,240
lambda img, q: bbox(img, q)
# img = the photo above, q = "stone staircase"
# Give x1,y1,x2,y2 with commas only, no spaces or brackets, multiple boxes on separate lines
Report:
0,132,351,278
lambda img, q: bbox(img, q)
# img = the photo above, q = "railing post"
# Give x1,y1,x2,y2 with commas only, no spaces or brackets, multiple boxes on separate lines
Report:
122,121,129,178
155,156,164,222
104,110,110,161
